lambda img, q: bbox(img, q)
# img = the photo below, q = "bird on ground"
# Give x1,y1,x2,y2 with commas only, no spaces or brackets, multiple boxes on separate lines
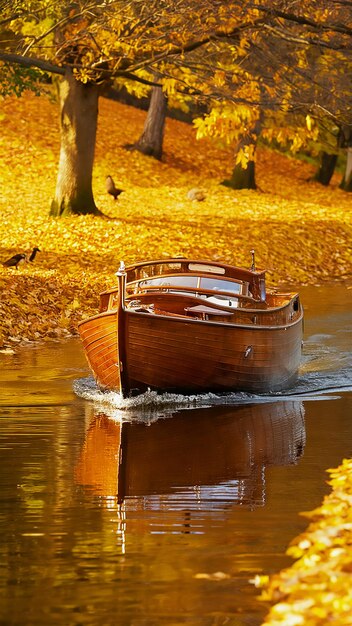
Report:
106,175,124,200
29,247,40,262
187,187,206,201
2,252,27,269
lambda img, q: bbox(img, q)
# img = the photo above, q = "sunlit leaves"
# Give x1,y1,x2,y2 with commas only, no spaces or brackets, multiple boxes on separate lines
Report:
262,111,320,156
255,460,352,626
306,115,313,132
162,78,178,96
2,0,352,145
235,143,256,169
194,101,260,145
0,92,351,346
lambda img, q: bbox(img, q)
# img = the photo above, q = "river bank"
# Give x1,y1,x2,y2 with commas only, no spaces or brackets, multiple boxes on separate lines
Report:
0,92,351,347
255,458,352,626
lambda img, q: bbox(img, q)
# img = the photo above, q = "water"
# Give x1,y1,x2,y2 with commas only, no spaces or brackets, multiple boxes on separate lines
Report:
0,285,351,626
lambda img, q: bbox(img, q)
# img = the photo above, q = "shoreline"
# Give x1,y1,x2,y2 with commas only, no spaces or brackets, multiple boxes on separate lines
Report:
1,93,351,347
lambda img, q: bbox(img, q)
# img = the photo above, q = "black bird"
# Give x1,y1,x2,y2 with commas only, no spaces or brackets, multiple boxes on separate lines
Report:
2,252,27,269
29,247,40,262
106,175,124,200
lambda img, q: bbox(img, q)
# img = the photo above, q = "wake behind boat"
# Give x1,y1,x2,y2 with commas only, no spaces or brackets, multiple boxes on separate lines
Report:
78,255,303,397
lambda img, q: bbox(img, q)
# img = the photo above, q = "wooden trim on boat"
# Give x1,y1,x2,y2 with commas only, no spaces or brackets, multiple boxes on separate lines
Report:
125,257,266,280
115,264,130,397
124,290,300,314
131,284,259,303
126,306,303,331
99,257,267,297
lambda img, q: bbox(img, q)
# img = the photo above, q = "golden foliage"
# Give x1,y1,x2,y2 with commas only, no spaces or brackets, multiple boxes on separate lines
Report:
254,460,352,625
194,101,259,145
0,92,351,347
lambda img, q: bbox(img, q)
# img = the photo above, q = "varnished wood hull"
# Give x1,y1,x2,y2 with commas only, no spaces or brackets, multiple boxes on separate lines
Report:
78,308,303,395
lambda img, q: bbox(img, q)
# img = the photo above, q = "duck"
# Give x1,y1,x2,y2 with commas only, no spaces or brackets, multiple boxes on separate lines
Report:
106,175,124,200
29,247,40,262
2,252,27,269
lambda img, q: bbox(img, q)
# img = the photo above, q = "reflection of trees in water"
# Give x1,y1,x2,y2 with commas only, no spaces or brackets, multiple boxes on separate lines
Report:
75,401,305,514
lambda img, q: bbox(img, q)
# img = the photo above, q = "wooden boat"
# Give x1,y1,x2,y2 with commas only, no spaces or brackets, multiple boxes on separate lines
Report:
78,255,303,397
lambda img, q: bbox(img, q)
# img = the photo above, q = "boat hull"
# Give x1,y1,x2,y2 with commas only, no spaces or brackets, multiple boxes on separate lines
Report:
78,309,303,395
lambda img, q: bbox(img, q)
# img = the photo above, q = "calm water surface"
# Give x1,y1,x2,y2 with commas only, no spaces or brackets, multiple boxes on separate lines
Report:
0,285,351,626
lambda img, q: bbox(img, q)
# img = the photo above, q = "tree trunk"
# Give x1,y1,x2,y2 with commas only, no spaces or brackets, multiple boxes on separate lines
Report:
50,71,102,216
221,118,262,190
313,152,338,186
222,158,256,190
340,146,352,191
128,86,168,160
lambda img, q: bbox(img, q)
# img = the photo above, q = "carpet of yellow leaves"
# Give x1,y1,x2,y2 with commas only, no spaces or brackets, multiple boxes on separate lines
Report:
254,459,352,626
0,92,351,346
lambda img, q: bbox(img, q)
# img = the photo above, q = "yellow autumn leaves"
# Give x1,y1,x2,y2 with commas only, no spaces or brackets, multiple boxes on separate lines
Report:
0,91,351,347
255,459,352,626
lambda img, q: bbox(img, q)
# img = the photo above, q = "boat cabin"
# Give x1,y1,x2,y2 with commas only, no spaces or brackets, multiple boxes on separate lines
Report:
97,258,301,327
99,259,267,311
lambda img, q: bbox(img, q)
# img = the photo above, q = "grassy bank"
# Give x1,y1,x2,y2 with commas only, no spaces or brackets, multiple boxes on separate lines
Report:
0,92,351,347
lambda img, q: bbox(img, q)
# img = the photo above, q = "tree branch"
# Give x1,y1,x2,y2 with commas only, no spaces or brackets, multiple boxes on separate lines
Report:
255,5,352,37
263,24,351,51
0,51,65,75
163,17,265,57
0,13,22,27
0,50,167,88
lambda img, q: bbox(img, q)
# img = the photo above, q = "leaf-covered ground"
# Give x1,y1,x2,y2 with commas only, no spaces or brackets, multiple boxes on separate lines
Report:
0,92,351,346
254,459,352,626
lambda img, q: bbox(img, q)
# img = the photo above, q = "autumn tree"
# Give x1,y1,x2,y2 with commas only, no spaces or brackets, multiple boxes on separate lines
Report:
1,0,352,211
194,2,352,189
266,3,352,192
0,0,269,215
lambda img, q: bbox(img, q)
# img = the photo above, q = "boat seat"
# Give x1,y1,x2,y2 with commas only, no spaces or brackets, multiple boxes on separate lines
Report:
130,306,154,314
185,304,234,320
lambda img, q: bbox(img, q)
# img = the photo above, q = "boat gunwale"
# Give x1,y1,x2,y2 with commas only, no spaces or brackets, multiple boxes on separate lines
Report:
103,287,301,315
126,283,259,303
78,304,303,332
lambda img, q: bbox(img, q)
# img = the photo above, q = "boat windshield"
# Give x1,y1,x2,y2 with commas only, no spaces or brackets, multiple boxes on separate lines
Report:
137,275,199,289
136,275,245,294
200,277,244,294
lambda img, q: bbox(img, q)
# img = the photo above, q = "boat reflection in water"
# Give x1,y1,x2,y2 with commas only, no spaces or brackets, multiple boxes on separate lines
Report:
75,401,305,513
